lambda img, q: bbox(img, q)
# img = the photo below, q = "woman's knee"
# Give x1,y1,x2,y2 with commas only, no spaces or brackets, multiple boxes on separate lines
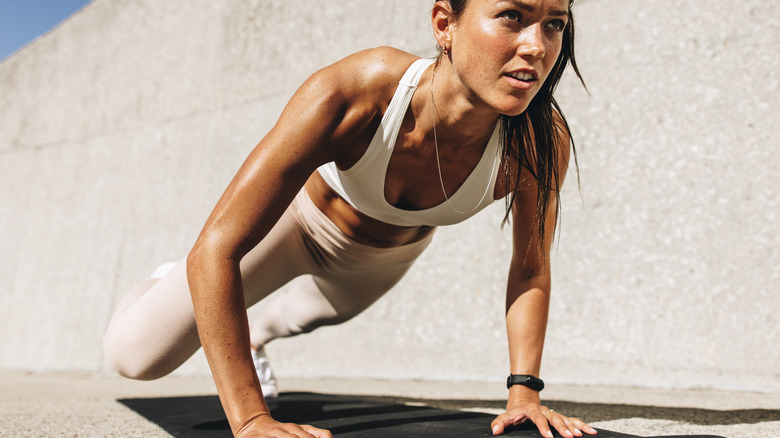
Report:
103,327,170,381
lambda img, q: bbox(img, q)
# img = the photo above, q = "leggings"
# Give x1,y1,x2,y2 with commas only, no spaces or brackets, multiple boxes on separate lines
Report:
103,189,433,380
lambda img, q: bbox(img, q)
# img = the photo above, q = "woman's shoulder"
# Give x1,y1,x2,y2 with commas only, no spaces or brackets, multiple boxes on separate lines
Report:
329,46,419,83
349,46,420,76
313,47,421,106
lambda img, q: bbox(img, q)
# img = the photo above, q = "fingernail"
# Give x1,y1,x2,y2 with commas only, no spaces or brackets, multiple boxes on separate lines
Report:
546,431,554,438
492,425,499,434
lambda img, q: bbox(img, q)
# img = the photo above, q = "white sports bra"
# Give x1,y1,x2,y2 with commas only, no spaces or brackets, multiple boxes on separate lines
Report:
317,58,502,227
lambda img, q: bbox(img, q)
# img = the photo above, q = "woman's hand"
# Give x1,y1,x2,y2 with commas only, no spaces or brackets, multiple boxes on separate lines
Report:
490,399,597,437
236,414,332,438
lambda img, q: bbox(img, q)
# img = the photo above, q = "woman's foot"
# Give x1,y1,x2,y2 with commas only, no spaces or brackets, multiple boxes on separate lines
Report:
252,347,279,398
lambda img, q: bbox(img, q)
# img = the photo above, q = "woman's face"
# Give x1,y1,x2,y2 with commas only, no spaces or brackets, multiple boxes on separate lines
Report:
445,0,568,116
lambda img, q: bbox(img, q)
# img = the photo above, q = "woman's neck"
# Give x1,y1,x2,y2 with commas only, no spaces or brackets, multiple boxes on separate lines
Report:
418,57,500,149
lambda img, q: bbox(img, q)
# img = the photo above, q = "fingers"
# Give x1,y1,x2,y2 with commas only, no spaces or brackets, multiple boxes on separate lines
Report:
570,417,598,436
277,423,324,438
492,404,597,438
301,424,333,438
491,411,529,436
544,411,598,438
236,419,331,438
548,411,577,437
490,415,506,435
529,408,555,438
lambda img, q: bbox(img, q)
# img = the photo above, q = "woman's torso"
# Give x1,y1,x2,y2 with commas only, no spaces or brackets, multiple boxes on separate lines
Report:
303,50,512,248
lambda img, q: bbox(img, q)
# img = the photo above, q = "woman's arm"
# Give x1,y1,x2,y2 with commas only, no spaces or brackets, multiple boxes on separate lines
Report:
186,48,408,437
188,70,344,437
494,187,559,438
491,121,596,437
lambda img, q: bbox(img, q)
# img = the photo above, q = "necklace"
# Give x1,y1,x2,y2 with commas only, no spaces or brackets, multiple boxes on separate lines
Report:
429,65,494,215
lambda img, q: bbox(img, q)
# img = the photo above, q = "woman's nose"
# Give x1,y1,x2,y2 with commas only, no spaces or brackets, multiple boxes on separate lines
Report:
517,24,546,60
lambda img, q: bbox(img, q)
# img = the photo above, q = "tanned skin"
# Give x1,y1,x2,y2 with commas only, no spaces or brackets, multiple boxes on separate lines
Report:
186,1,597,437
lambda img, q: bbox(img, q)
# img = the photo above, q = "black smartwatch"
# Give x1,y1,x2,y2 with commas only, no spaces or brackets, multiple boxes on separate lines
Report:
506,374,545,391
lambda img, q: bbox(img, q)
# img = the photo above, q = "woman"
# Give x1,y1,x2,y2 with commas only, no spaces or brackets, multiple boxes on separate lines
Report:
103,0,596,437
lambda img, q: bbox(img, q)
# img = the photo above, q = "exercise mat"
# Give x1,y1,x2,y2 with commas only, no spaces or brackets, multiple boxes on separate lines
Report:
119,392,726,438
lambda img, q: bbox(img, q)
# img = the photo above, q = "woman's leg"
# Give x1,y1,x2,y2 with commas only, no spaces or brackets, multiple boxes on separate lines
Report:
249,190,434,347
103,199,312,380
104,188,432,380
249,255,424,347
103,260,200,380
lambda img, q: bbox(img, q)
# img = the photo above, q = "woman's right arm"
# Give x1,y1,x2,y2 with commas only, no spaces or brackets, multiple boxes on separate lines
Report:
186,47,408,437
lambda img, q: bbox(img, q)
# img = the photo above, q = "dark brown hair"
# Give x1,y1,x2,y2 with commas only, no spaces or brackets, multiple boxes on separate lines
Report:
440,0,585,255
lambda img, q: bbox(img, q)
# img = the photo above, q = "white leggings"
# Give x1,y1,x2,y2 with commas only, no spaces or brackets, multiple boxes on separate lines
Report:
103,189,433,380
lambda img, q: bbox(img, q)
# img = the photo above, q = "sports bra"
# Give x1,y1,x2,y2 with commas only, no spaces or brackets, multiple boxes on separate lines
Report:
317,57,502,227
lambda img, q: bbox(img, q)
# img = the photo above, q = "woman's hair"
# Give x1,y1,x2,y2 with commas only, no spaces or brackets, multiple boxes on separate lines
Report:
441,0,585,258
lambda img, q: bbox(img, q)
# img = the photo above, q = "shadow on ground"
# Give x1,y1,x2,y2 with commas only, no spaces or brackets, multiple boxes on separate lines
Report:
414,397,780,426
119,392,738,438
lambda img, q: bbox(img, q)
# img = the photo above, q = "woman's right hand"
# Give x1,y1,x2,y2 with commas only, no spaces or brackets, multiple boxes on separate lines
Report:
236,414,332,438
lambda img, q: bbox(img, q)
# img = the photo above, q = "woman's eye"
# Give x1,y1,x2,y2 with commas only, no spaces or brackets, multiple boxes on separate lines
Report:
546,19,566,31
500,11,522,22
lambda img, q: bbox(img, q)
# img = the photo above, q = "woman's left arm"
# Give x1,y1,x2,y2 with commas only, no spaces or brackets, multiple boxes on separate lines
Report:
491,121,597,437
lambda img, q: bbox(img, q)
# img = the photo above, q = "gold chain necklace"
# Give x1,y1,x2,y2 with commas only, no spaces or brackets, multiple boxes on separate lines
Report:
429,65,493,215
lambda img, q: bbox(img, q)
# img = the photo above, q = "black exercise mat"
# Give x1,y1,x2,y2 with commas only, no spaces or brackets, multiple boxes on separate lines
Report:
119,392,726,438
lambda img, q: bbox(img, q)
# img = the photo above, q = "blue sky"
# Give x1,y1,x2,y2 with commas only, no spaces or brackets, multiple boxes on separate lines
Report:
0,0,93,61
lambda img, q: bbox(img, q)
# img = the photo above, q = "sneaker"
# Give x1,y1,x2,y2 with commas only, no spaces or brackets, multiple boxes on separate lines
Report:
252,347,279,398
149,261,177,279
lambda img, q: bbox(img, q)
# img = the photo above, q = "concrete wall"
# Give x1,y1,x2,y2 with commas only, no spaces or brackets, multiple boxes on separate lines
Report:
1,0,777,393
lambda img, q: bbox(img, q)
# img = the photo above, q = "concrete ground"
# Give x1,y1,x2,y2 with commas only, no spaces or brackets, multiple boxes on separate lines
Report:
1,370,778,437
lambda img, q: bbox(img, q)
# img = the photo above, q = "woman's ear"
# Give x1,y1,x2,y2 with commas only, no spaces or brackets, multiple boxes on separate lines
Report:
431,1,454,52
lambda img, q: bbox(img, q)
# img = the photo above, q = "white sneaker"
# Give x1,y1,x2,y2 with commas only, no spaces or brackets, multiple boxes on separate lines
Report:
252,347,279,398
150,261,177,279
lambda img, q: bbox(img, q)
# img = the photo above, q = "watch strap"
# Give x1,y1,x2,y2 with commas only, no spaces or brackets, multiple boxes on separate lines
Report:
506,374,545,391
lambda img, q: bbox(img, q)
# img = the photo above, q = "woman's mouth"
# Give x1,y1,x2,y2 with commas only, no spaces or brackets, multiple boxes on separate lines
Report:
504,70,538,91
508,71,536,82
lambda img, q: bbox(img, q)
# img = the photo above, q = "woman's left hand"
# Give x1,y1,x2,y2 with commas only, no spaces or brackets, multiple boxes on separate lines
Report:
490,399,597,437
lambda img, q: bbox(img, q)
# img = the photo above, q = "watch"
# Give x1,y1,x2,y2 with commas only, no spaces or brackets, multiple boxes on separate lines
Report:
506,374,545,391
